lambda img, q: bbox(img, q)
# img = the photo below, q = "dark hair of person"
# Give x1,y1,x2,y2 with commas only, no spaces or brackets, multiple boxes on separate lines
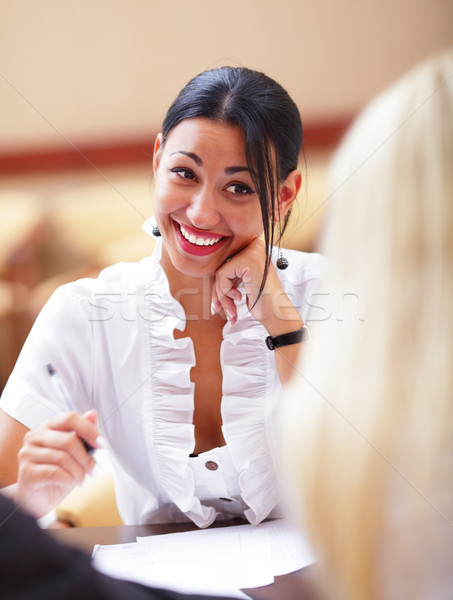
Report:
161,66,303,298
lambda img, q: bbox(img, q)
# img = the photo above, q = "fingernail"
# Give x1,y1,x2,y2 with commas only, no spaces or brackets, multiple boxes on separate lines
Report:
226,309,234,321
96,436,107,448
210,302,216,315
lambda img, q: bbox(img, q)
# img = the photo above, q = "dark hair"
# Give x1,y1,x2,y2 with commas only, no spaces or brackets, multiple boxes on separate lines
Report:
162,66,303,297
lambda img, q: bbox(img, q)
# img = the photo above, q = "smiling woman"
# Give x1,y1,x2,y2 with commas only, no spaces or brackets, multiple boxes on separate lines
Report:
0,66,325,528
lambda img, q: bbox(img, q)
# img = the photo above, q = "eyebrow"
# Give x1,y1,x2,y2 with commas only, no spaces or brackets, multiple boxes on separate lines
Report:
170,151,251,175
225,166,251,175
170,150,202,166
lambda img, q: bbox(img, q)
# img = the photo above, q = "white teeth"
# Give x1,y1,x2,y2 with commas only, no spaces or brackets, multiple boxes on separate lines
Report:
179,225,221,246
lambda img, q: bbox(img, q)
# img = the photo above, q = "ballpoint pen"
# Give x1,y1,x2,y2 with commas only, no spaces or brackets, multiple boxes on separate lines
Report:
46,363,95,454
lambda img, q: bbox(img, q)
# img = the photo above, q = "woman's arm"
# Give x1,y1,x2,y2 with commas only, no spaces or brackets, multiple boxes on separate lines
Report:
0,409,29,487
258,288,305,385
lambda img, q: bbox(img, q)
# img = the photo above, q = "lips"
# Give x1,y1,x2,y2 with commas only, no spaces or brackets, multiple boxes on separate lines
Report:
172,220,228,256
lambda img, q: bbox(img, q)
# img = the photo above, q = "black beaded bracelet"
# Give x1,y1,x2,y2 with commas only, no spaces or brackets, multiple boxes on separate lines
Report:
265,325,310,350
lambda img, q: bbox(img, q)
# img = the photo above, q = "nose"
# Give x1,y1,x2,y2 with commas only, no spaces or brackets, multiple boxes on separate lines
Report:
186,185,221,230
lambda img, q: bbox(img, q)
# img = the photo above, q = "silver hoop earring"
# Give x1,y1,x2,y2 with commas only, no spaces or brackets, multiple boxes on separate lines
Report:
276,221,289,270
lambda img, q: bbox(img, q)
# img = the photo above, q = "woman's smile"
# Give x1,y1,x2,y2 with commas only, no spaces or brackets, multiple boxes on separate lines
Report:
173,219,229,256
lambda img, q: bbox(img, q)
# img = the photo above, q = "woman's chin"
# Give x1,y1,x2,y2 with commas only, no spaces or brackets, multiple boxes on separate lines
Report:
161,248,220,282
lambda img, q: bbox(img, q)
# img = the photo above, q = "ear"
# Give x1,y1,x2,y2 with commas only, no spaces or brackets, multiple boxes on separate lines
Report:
153,133,165,178
276,169,302,220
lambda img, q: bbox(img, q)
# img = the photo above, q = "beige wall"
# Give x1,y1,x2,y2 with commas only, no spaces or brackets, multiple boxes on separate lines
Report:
0,0,451,151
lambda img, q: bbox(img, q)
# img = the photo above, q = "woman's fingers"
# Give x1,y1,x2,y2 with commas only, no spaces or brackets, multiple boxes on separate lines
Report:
19,446,87,489
211,239,265,323
83,408,99,427
212,273,242,324
22,411,104,489
49,410,104,449
19,428,96,480
219,294,238,325
15,457,83,519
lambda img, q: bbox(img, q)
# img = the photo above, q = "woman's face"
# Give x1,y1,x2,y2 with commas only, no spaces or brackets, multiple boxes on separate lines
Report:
153,117,264,281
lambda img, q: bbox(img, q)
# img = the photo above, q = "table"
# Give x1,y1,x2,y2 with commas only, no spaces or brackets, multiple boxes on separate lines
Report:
49,520,322,600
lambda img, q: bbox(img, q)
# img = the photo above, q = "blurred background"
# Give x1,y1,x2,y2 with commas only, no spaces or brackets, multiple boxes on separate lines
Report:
0,0,452,390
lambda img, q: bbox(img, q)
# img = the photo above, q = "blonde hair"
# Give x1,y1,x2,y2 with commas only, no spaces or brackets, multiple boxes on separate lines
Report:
280,48,453,600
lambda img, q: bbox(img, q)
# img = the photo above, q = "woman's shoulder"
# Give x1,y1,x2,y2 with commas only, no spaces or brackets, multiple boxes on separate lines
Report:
54,256,157,301
276,248,327,284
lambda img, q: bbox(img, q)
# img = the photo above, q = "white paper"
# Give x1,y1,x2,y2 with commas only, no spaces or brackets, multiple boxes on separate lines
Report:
93,525,272,597
258,519,316,576
137,520,315,577
92,519,315,597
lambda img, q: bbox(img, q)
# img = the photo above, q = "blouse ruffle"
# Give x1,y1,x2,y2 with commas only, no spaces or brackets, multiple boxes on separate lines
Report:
142,240,282,527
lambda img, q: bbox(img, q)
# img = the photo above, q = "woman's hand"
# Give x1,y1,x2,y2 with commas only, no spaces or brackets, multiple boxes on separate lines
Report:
211,238,302,334
211,238,263,324
211,239,304,384
15,410,105,519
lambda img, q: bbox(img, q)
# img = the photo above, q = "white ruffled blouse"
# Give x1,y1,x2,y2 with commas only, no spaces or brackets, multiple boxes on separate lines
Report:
1,240,325,527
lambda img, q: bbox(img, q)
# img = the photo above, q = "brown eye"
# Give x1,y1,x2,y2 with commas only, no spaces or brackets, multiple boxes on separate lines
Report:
171,168,196,180
226,183,254,195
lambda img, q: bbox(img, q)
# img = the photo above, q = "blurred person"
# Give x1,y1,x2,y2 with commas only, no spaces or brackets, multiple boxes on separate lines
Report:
280,48,453,600
0,66,324,526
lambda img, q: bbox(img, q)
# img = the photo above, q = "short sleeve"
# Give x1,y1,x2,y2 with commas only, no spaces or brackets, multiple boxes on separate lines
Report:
0,283,95,429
